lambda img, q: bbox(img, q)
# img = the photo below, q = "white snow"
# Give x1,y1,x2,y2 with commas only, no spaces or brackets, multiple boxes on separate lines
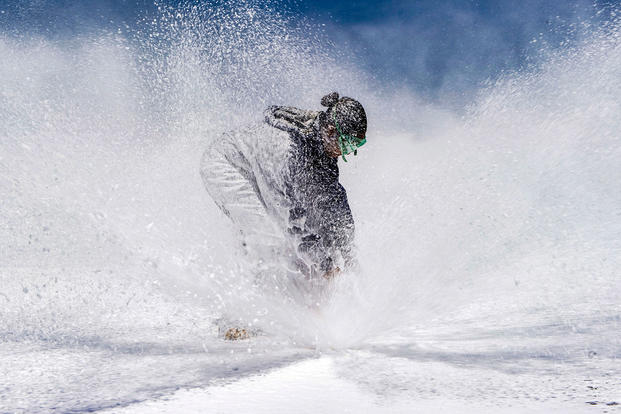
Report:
108,353,619,414
1,3,621,413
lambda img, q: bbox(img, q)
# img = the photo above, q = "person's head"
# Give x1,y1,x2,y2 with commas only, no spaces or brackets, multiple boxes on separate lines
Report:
318,92,367,161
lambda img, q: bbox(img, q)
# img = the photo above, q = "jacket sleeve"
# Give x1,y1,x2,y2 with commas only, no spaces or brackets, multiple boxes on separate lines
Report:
320,182,356,270
297,182,355,273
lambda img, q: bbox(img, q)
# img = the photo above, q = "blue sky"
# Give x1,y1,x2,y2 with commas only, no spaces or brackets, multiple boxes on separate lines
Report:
296,0,618,98
1,0,618,98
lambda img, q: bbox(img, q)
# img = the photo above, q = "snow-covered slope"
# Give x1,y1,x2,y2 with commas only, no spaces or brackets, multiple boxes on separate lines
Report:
1,2,620,413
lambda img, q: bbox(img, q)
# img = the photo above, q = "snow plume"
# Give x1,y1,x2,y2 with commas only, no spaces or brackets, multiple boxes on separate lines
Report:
1,1,620,356
0,0,368,346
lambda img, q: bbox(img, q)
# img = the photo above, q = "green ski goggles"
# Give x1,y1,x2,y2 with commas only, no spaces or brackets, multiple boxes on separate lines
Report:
333,114,367,162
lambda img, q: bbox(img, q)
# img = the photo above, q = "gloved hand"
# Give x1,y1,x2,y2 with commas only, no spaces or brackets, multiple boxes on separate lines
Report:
322,266,341,280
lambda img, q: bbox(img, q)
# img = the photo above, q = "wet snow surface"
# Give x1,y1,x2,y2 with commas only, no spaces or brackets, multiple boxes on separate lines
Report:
2,286,620,413
2,266,620,413
2,1,621,413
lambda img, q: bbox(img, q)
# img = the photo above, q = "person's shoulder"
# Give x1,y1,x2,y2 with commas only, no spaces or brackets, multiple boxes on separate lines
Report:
224,121,290,151
221,120,271,140
264,105,319,134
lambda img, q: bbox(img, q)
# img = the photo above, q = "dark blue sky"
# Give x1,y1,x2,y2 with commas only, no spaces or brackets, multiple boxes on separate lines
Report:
1,0,618,98
296,0,619,98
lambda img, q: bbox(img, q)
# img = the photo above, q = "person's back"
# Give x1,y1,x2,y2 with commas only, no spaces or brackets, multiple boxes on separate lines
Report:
200,92,367,280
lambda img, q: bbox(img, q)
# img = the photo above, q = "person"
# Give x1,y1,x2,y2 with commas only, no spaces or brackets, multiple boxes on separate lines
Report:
200,92,367,282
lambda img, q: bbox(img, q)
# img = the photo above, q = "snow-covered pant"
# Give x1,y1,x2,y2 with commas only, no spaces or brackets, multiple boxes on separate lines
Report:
200,143,321,304
200,144,289,266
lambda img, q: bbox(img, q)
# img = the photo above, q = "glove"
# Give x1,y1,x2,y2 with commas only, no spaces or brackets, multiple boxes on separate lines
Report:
322,266,341,280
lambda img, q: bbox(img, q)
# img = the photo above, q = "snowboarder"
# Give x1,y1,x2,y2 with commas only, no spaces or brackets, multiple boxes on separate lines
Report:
200,92,367,281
